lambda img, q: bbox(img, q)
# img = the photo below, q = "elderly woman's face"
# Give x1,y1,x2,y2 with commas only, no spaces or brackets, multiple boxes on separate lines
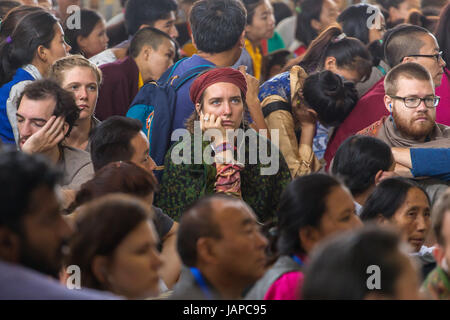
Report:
198,82,244,130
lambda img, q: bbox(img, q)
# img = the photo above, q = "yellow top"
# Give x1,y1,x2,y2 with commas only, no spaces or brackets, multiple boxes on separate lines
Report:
138,72,144,89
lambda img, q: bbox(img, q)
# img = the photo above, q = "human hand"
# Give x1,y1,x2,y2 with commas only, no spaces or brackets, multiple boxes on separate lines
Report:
200,112,227,145
21,116,65,154
293,105,318,129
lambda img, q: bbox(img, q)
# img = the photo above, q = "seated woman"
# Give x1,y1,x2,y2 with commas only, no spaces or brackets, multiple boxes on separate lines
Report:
259,25,369,177
245,173,362,300
66,161,181,289
66,193,163,299
49,55,102,151
155,67,291,222
360,177,436,279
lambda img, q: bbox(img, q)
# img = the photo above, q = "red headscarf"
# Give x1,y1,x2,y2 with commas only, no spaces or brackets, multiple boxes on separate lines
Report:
189,67,247,105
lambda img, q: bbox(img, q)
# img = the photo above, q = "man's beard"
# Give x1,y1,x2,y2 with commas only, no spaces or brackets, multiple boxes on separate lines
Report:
392,112,434,141
18,234,67,279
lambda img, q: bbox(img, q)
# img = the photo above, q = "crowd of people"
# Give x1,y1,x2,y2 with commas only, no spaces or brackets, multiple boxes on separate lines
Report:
0,0,449,300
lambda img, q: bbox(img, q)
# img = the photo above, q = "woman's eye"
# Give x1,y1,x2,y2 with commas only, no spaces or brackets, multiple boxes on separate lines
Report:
88,85,97,91
231,98,241,104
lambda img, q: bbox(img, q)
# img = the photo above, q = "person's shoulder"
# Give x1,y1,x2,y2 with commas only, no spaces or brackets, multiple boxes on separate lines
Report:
89,49,117,67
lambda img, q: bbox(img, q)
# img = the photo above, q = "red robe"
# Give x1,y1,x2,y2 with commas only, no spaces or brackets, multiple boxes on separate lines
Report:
96,56,140,121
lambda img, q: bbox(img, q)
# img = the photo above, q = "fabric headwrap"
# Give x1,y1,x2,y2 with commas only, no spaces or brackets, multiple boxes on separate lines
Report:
190,67,247,105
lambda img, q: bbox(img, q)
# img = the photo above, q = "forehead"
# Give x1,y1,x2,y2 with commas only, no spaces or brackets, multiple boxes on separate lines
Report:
18,95,56,119
62,66,98,85
156,38,176,52
214,201,257,230
418,34,439,52
203,82,242,99
400,188,430,209
395,77,434,96
324,185,354,214
131,131,150,150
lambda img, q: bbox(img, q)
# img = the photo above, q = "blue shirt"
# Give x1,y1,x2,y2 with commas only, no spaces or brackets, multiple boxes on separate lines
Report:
411,148,450,181
169,55,215,131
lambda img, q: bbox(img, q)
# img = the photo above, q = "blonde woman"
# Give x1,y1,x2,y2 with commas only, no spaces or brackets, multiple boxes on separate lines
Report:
50,55,102,151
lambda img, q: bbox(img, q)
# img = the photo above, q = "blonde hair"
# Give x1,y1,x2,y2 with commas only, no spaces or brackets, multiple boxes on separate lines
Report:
49,54,103,86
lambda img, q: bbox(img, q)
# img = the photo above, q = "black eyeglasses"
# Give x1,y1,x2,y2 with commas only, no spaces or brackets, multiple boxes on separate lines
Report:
401,51,443,63
389,95,440,108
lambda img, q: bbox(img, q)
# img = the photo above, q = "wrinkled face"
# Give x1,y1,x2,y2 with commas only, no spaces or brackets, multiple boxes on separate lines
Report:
316,0,338,32
61,66,98,121
212,200,268,285
245,0,275,42
391,187,431,253
129,131,157,173
145,39,176,81
152,11,179,39
19,185,72,278
318,186,363,239
407,35,446,87
78,20,109,59
389,78,436,142
45,23,71,67
197,82,245,130
107,221,162,299
16,96,57,149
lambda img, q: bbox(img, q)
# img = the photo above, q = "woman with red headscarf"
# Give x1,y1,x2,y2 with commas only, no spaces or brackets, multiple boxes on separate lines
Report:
155,67,291,222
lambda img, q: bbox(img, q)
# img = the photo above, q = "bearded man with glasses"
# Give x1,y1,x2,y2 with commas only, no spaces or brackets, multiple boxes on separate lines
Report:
358,62,450,204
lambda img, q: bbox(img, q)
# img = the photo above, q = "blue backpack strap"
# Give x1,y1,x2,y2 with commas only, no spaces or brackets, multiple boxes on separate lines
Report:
157,57,189,85
172,65,214,91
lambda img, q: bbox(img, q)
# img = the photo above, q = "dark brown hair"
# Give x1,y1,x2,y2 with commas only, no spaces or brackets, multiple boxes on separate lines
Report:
67,161,158,214
66,194,153,290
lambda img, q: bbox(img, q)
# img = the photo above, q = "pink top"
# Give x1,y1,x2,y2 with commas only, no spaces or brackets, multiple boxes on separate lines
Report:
263,271,305,300
435,70,450,126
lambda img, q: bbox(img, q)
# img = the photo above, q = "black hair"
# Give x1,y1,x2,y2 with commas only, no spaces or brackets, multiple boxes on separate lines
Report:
384,24,430,67
129,26,174,58
302,226,406,299
407,9,439,32
295,0,324,47
331,135,394,197
276,174,341,256
0,5,43,42
302,70,359,127
298,25,372,81
124,0,177,36
272,1,292,26
338,4,384,45
360,178,430,222
0,0,20,19
0,151,62,232
241,0,264,25
189,0,246,53
18,79,80,138
0,10,59,86
63,9,104,56
89,116,143,172
177,194,237,267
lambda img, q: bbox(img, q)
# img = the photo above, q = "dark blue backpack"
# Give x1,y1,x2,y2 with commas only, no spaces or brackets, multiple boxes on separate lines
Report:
127,58,212,181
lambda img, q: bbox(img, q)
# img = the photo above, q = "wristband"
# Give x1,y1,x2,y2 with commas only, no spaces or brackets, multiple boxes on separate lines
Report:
213,142,235,153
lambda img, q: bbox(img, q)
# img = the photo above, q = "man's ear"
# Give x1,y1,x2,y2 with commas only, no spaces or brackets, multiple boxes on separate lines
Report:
0,227,21,263
376,214,389,225
91,255,109,285
196,237,218,265
384,95,393,113
62,122,70,137
239,31,245,49
299,226,320,254
374,170,384,185
310,19,322,32
324,56,337,72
